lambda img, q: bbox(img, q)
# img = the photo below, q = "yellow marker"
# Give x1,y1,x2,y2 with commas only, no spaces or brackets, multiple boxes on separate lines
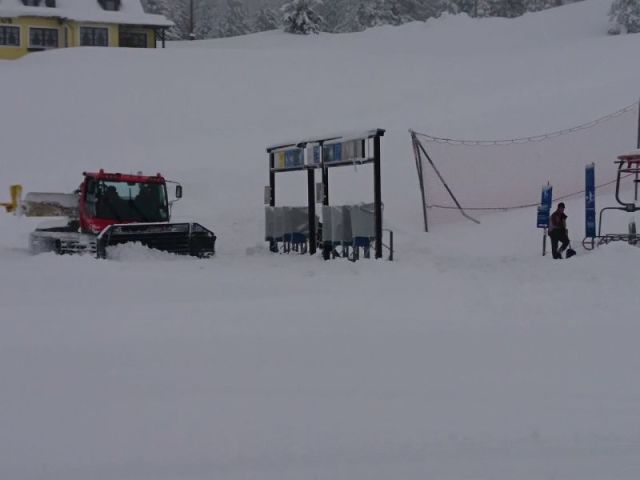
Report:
1,185,22,213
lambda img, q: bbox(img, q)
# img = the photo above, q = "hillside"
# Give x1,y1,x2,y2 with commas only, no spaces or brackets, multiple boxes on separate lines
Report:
1,1,640,479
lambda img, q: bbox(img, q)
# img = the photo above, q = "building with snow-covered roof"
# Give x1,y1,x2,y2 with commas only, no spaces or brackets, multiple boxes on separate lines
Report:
0,0,172,59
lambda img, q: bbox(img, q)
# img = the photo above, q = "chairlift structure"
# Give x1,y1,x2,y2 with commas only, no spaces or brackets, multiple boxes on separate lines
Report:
591,151,640,247
264,129,392,260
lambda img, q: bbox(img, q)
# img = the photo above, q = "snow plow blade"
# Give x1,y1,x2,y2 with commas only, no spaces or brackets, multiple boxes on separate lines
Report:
97,222,216,259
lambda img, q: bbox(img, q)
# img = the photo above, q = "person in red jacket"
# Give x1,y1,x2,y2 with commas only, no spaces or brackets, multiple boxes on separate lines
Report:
549,202,570,259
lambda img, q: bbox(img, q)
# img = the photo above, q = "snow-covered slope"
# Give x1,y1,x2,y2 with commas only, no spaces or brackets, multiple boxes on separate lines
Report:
1,1,640,479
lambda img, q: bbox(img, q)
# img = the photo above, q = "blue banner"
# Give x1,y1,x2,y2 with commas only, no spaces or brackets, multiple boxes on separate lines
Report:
537,184,553,228
585,163,596,237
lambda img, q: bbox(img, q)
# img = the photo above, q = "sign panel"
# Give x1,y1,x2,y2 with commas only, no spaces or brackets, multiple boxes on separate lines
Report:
323,143,342,164
274,148,304,170
537,184,553,228
310,139,366,167
284,149,304,169
342,139,365,162
585,163,596,237
307,145,321,167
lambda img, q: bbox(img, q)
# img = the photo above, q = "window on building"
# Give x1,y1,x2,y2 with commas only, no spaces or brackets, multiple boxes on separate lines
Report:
119,31,147,48
29,27,58,49
99,0,121,11
24,0,56,6
80,27,109,47
0,26,20,47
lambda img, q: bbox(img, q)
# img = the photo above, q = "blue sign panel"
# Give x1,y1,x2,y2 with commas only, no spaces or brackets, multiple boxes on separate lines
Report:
585,164,596,237
537,207,549,228
537,184,553,228
284,149,304,169
324,143,343,164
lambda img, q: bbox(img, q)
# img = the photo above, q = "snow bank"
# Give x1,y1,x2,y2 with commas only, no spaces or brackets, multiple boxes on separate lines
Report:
1,1,640,479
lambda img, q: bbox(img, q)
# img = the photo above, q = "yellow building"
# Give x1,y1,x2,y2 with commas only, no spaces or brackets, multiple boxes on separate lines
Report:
0,0,172,60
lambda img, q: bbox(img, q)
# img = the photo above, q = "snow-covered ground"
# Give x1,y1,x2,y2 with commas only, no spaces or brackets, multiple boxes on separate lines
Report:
1,1,640,478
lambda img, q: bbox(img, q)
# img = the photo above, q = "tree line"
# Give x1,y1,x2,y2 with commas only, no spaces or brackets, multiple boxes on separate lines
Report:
142,0,639,39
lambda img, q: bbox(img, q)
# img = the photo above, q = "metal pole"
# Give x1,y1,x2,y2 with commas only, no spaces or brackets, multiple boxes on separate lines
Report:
320,143,331,260
374,133,383,259
269,152,276,252
307,169,316,255
269,152,275,207
411,131,428,232
635,98,640,201
321,150,329,206
637,97,640,149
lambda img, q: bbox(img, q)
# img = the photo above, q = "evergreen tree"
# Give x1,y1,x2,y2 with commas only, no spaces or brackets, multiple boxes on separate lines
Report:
282,0,324,34
477,0,526,17
161,0,218,40
194,0,217,39
141,0,168,15
431,0,459,16
453,0,477,16
503,0,526,17
609,0,640,33
355,0,401,29
219,0,251,37
254,7,281,31
165,0,191,39
525,0,561,12
319,0,350,32
394,0,430,21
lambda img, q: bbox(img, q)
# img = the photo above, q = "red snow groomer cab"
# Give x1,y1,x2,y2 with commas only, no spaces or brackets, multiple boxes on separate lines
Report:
12,170,216,258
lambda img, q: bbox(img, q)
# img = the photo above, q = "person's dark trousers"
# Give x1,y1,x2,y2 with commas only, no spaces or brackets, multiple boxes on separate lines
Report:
550,230,570,259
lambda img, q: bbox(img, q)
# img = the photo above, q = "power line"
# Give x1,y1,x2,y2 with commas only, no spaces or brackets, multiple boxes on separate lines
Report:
413,102,639,147
426,174,632,212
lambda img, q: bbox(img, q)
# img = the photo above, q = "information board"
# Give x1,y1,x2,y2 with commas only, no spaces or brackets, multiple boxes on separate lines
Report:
537,184,553,228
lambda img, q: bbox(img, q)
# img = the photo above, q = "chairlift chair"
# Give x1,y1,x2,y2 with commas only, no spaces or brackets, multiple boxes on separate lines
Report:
597,152,640,245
